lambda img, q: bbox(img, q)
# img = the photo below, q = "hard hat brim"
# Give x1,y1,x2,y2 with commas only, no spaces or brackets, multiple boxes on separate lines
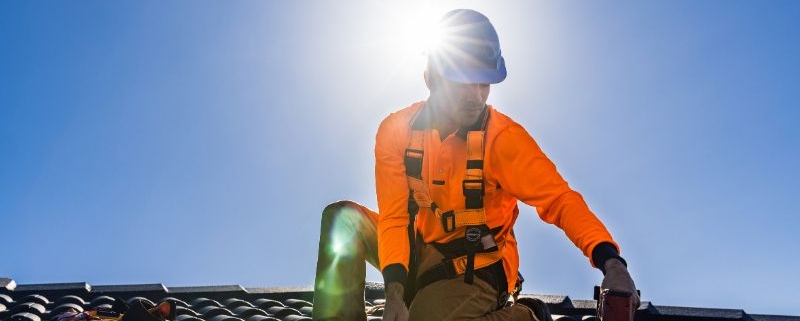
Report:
439,56,507,84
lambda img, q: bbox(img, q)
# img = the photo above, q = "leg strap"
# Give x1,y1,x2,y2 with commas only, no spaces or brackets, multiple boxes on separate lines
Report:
416,260,509,308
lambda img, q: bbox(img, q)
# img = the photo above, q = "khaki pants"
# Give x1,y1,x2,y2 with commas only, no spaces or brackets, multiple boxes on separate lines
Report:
312,201,538,321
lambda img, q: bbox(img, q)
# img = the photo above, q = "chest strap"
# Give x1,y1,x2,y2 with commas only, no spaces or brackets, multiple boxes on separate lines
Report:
405,131,489,231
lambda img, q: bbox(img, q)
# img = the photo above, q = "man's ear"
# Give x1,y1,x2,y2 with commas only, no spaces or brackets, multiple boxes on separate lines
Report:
424,70,432,90
425,69,439,91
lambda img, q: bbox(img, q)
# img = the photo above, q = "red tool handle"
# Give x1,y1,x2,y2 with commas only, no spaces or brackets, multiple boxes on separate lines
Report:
595,286,637,321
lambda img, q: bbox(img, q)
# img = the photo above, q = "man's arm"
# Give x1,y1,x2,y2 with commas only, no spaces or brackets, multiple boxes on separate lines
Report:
491,124,637,297
491,125,618,260
374,112,414,319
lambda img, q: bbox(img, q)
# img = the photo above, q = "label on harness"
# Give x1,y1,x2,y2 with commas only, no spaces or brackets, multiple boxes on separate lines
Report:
466,226,482,242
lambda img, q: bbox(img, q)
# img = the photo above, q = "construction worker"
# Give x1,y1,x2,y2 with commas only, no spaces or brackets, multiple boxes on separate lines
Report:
313,9,638,321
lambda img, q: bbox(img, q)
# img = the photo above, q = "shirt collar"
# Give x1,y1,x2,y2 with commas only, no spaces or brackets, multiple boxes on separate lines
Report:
411,103,490,139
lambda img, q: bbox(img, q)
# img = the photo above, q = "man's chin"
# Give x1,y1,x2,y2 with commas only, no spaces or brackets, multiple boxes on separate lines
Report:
460,116,481,127
460,109,483,125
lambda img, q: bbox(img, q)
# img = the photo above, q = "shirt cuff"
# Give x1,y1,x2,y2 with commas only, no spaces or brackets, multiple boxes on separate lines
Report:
382,263,408,288
591,242,626,275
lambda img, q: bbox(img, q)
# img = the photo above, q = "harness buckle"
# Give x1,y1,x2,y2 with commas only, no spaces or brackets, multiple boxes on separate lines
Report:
441,211,456,232
462,179,485,209
462,179,485,195
404,149,424,179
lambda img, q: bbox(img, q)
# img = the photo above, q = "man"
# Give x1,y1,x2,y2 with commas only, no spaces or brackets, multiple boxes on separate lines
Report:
313,9,638,321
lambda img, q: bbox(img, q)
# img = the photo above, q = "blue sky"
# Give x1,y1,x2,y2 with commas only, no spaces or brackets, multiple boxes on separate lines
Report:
2,0,798,316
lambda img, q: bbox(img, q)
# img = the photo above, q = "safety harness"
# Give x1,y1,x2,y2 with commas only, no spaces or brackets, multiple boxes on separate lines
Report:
403,107,508,304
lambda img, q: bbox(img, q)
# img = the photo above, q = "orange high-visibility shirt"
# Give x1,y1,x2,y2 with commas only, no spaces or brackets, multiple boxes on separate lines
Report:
376,101,619,293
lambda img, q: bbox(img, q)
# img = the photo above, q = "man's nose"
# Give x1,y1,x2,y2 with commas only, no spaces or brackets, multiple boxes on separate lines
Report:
463,83,483,99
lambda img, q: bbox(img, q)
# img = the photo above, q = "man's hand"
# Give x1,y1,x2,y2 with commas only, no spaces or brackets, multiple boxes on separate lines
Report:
601,258,640,308
382,282,409,321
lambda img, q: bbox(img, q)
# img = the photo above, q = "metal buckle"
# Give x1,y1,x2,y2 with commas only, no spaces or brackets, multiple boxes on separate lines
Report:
441,211,456,232
404,149,423,178
462,179,485,196
462,179,485,209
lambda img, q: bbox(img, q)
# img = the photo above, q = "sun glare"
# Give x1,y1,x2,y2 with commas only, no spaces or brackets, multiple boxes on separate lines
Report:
382,5,444,64
363,2,458,82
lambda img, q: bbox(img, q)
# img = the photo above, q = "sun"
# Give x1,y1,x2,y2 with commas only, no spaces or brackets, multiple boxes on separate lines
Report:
378,4,446,63
395,11,443,56
358,2,456,81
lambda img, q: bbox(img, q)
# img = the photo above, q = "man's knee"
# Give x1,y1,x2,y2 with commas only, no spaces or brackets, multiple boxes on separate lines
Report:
323,200,359,215
319,200,378,259
320,200,367,242
321,200,366,225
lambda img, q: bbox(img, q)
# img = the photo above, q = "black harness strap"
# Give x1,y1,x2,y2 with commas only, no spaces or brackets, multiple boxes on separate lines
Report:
416,259,508,309
402,116,424,306
404,191,419,306
462,130,488,284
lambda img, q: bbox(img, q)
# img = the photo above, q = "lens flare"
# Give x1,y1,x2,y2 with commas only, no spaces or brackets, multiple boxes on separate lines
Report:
314,209,362,318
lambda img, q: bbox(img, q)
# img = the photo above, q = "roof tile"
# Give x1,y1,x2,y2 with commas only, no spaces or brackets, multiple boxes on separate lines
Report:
222,299,253,310
160,297,190,308
176,305,201,317
170,286,246,295
17,295,49,306
88,296,116,307
282,299,311,310
126,296,155,308
11,302,46,315
206,315,243,321
243,316,280,321
9,312,41,321
231,306,268,319
14,283,90,297
251,299,283,310
53,295,86,307
50,303,84,315
91,284,168,298
198,306,233,318
265,306,300,318
1,278,17,292
653,305,747,319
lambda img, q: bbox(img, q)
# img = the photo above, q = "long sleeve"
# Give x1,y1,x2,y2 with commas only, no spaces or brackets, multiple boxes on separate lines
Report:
489,124,619,266
375,112,413,283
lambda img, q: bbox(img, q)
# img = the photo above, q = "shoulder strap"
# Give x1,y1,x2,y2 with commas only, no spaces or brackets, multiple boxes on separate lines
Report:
464,130,486,209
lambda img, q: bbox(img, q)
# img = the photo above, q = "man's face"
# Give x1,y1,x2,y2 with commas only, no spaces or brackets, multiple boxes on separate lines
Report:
432,75,491,128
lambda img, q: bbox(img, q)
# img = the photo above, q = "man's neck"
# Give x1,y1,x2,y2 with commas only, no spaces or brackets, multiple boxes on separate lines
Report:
426,96,459,140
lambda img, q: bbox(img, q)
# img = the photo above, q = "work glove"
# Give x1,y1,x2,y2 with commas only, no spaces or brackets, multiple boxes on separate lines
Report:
382,282,410,321
601,258,640,308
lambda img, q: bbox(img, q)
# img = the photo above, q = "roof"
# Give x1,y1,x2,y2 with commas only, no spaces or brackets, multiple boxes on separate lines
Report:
1,278,797,321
